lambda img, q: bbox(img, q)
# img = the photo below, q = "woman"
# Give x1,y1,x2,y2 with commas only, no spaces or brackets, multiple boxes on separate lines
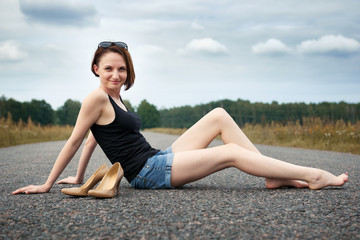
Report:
12,41,348,196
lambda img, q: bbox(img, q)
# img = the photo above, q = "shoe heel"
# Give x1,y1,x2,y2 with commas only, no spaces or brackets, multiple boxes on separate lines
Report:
61,163,109,197
88,162,124,198
116,180,121,196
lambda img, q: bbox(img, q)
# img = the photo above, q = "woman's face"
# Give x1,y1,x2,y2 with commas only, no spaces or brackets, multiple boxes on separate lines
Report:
93,52,127,91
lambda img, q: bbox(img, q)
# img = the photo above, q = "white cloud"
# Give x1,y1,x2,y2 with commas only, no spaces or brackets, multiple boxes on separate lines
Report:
249,23,302,31
177,38,228,56
19,0,98,27
135,45,167,56
191,20,204,30
44,43,63,51
0,40,28,61
252,39,292,55
297,35,360,56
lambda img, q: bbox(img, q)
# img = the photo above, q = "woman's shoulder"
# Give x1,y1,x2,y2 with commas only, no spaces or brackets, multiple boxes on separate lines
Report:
86,88,109,102
84,88,108,104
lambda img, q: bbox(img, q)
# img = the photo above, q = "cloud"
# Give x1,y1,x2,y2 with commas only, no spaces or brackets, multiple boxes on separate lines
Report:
249,23,302,31
0,40,28,61
1,0,359,108
191,20,205,30
19,0,98,27
135,45,167,55
177,38,228,56
297,35,360,56
252,39,292,56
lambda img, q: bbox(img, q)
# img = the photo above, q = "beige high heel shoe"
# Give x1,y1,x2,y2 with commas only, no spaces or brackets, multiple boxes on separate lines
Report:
88,162,124,198
61,164,109,197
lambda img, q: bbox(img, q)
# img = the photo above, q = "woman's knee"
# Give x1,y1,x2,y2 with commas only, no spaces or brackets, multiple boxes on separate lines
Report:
224,143,241,153
209,107,232,125
223,143,254,165
220,143,241,166
210,107,228,117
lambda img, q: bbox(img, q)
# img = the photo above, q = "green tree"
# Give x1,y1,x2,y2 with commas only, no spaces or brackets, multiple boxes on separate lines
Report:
56,99,81,125
0,95,6,118
137,99,160,129
24,99,54,125
123,99,135,112
3,98,24,122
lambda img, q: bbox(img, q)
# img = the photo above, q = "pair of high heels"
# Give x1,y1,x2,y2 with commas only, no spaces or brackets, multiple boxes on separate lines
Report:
61,163,124,198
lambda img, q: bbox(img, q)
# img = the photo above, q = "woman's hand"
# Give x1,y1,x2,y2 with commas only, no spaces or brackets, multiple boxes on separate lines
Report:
11,184,50,195
57,176,83,185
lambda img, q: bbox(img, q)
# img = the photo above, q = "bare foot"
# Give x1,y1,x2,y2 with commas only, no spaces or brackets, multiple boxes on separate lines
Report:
265,178,309,189
307,171,348,190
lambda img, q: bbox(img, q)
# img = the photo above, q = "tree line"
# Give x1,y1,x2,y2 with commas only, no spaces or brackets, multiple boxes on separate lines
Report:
1,95,359,128
0,96,81,126
160,99,360,128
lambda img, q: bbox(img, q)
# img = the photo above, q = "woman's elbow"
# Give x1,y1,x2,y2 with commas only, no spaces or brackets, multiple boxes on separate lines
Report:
84,134,97,148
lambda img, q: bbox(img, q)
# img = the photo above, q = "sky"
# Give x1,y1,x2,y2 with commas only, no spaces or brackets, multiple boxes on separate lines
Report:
0,0,359,110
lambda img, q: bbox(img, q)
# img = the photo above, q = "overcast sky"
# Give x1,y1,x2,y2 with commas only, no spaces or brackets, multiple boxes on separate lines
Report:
1,0,359,110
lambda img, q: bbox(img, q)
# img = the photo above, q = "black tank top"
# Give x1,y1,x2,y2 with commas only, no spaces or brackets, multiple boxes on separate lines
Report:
90,95,159,183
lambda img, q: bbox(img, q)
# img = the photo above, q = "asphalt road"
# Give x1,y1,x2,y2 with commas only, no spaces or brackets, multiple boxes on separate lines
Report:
1,132,359,239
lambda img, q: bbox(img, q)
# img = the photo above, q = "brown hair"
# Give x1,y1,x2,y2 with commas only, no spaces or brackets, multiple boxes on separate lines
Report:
91,45,135,90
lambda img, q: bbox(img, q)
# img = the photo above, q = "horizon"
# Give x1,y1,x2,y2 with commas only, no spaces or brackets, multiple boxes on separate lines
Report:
1,94,358,111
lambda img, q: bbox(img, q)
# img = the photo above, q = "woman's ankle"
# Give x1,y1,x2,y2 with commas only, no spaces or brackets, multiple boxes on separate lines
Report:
307,170,348,190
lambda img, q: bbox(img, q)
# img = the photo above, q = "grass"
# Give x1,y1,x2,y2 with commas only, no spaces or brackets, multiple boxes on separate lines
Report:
0,116,73,148
145,118,360,154
1,116,359,154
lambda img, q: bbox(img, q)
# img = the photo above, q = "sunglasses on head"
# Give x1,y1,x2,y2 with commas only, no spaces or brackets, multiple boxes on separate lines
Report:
98,41,128,50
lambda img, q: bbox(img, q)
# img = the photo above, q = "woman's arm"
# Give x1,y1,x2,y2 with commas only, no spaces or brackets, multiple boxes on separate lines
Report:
12,91,106,195
11,131,87,195
57,131,98,184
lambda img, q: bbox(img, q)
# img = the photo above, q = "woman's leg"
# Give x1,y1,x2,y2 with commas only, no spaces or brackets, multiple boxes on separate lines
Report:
172,108,260,153
170,143,348,189
171,108,307,188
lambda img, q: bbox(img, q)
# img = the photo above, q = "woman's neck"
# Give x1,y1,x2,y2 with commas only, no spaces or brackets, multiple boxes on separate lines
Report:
100,86,121,100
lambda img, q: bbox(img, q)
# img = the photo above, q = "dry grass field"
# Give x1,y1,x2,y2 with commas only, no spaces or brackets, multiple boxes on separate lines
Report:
1,116,359,154
0,117,73,148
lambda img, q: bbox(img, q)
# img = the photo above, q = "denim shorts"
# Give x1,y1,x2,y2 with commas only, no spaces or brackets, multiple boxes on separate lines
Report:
130,147,175,189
